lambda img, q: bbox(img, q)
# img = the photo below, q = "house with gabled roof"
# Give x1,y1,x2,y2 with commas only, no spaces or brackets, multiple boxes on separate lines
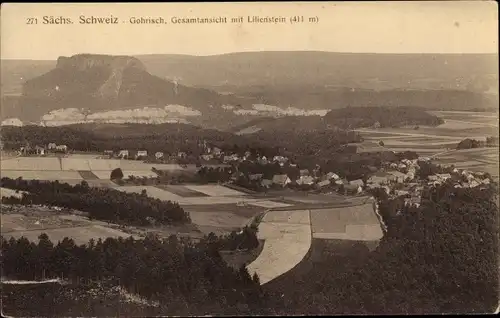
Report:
316,179,331,189
299,169,310,176
261,179,273,188
272,174,291,187
296,175,315,186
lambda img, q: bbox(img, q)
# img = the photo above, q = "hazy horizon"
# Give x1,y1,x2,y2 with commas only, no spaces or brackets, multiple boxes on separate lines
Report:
2,50,498,61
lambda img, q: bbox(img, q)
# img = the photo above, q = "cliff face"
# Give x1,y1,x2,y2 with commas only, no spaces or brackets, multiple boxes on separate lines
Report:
23,54,147,100
55,54,146,72
16,54,252,122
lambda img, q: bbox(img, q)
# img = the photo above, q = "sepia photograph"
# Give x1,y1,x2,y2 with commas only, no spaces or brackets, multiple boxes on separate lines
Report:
0,1,498,316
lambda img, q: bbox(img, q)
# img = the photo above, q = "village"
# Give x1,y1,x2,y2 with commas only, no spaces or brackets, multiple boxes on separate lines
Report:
9,138,493,214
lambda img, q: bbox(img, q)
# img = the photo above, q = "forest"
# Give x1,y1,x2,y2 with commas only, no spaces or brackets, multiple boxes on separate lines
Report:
0,178,190,225
263,181,499,315
457,136,500,149
323,106,445,129
0,123,362,160
1,233,267,316
2,179,498,315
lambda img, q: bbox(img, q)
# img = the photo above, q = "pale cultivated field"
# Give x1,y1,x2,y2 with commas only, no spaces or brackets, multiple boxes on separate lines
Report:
310,204,383,241
66,154,100,159
1,157,61,171
91,170,158,180
188,211,249,229
90,170,114,179
87,159,121,171
0,187,24,199
178,196,248,205
184,185,247,197
60,158,91,171
246,209,312,285
313,224,384,241
115,186,183,201
4,225,133,245
0,170,83,180
120,161,186,171
247,201,293,208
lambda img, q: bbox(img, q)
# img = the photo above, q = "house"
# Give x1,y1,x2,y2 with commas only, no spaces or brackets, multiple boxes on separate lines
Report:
405,196,421,208
35,145,45,155
47,143,57,150
104,150,114,156
273,156,287,163
388,171,406,183
482,178,491,185
201,154,212,161
389,163,398,169
349,179,364,187
299,169,310,177
326,172,340,180
177,151,187,158
334,179,344,186
261,179,273,188
223,155,232,163
155,152,164,159
469,180,480,188
211,147,222,156
395,190,410,197
55,145,68,153
258,156,268,165
398,163,407,170
368,172,390,185
249,173,263,181
436,173,451,180
118,150,129,158
272,174,291,187
316,179,331,189
405,172,415,181
344,183,362,195
136,150,148,159
296,175,315,186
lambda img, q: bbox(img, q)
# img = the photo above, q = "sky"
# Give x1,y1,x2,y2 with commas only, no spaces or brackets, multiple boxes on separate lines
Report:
1,1,498,60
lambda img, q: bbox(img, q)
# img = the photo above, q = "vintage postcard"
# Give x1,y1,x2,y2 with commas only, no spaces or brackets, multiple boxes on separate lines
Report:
1,1,498,316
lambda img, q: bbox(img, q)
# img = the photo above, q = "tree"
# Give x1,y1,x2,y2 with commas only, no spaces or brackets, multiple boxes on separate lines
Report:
110,168,124,180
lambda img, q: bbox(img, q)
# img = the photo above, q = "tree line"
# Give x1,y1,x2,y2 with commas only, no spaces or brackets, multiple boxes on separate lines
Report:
263,181,499,315
1,233,267,316
0,178,190,226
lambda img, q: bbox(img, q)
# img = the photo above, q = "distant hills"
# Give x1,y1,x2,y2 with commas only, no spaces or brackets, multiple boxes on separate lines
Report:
1,51,498,128
1,54,253,123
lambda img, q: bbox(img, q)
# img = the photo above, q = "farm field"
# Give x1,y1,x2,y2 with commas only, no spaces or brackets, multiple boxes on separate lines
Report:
1,170,83,180
1,206,136,245
1,157,62,171
78,170,99,180
183,185,248,197
310,203,383,241
246,209,312,285
433,147,499,178
356,111,498,173
155,184,210,197
0,187,24,199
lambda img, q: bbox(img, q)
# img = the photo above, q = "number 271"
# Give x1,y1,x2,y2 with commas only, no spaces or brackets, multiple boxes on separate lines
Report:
26,18,38,24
